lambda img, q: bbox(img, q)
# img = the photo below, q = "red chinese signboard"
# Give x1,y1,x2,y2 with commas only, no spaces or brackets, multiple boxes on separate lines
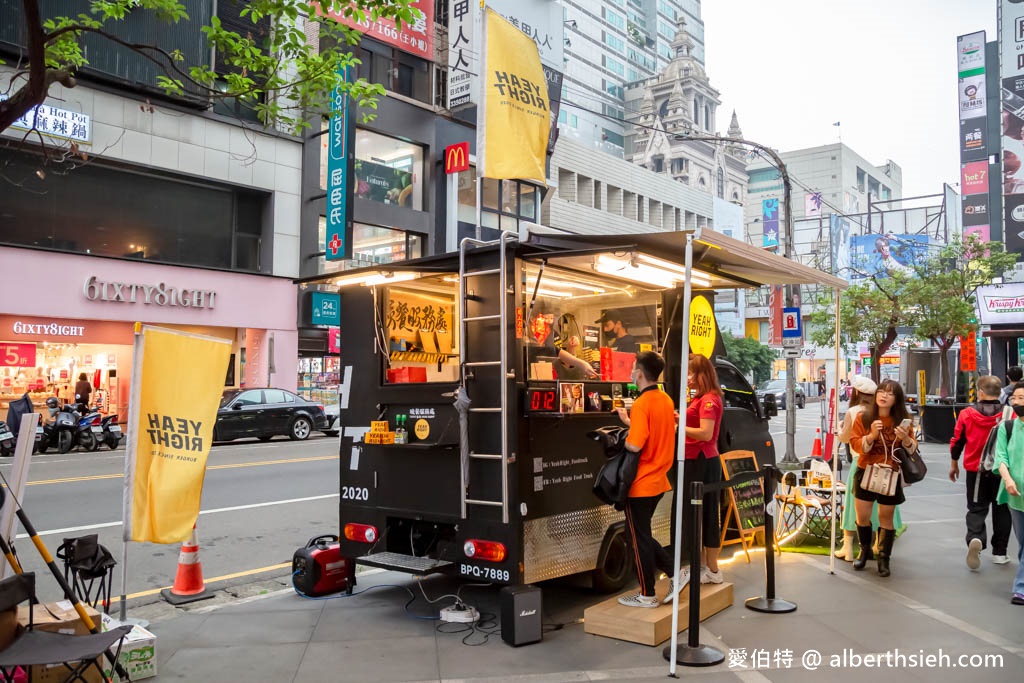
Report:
320,0,434,61
445,142,470,174
0,343,36,368
959,331,977,371
328,327,341,354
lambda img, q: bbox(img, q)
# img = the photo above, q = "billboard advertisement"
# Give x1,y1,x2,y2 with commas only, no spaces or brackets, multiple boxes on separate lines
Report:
848,234,929,280
1002,1,1024,253
830,214,851,277
323,0,434,61
958,32,991,243
447,0,564,109
762,198,780,250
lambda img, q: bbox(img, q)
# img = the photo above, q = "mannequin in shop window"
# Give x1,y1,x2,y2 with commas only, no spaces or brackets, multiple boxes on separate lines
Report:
74,372,92,410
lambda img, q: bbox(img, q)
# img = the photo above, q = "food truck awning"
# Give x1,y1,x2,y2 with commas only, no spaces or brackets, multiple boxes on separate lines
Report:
523,228,848,291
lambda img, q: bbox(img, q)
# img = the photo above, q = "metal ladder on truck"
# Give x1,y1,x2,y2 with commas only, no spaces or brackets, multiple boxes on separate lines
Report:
458,233,513,524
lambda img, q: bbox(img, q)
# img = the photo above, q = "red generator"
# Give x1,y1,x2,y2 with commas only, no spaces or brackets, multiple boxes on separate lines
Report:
292,534,355,596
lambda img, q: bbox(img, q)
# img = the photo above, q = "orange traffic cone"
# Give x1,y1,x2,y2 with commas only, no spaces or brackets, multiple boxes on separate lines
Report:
811,428,823,458
160,524,214,605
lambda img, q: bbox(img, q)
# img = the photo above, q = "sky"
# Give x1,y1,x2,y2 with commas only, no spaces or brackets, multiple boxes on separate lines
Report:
700,0,997,199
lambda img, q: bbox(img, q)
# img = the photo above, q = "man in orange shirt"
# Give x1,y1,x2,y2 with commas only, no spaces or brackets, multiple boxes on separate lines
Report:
615,351,676,608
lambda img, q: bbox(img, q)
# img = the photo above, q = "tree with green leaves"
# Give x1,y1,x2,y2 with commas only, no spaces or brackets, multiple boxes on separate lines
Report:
806,271,914,384
903,233,1016,398
721,334,777,385
1,0,417,159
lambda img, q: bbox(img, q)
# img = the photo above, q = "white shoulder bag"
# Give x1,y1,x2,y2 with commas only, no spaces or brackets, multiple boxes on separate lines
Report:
861,433,899,497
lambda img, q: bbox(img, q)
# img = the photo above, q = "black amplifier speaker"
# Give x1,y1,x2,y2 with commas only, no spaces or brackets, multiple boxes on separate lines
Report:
500,585,542,647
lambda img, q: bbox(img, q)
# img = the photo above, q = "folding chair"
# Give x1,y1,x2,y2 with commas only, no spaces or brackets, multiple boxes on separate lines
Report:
0,573,131,683
55,536,116,614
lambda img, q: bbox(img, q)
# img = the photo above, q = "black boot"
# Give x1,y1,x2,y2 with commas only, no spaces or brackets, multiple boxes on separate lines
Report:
853,525,873,571
877,528,894,578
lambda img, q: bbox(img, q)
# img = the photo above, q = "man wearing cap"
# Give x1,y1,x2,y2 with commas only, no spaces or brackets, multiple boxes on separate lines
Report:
835,375,903,560
597,309,639,354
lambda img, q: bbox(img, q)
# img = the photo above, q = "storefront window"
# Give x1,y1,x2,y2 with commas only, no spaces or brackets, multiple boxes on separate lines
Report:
456,166,540,231
317,218,423,274
0,149,265,271
319,125,425,212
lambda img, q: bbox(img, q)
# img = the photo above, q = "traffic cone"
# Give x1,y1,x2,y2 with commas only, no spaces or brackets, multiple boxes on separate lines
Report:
160,524,214,605
811,428,823,458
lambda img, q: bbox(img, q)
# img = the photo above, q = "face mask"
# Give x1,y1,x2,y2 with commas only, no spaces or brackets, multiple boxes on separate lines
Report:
1013,405,1024,417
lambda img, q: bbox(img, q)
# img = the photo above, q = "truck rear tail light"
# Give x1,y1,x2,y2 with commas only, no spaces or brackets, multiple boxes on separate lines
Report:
463,539,506,563
344,523,378,543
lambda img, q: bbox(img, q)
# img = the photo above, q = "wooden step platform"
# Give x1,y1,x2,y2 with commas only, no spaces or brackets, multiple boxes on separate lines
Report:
583,579,734,647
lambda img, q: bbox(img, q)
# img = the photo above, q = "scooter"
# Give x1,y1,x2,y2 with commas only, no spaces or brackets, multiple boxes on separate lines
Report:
50,403,79,454
75,406,104,452
0,420,14,457
100,414,122,450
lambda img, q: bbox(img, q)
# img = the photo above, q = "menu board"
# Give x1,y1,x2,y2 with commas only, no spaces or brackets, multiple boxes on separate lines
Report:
720,450,765,561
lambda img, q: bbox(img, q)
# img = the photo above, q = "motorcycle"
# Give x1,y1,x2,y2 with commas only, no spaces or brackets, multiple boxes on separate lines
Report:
75,407,104,452
0,420,14,457
100,414,122,449
49,403,79,454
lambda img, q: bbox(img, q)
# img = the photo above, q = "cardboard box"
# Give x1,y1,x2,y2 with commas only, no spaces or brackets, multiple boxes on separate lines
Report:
17,601,105,683
100,613,157,681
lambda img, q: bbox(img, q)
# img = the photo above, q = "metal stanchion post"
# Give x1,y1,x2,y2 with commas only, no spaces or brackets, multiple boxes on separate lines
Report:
746,466,797,613
663,481,724,667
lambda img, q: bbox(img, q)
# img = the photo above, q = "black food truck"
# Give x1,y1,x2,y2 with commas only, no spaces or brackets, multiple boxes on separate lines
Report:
305,229,845,596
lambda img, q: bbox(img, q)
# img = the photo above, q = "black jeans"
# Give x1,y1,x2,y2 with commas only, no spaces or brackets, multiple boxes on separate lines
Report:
965,470,1012,554
624,494,674,597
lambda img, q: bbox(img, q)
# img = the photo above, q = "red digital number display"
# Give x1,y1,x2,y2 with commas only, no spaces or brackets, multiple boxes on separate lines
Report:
528,389,556,412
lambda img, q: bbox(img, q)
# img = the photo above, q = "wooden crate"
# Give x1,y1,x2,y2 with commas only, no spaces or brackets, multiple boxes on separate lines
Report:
583,579,734,646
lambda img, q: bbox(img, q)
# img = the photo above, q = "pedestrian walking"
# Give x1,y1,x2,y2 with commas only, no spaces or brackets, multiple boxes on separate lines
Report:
614,351,676,608
835,376,903,561
850,379,918,577
994,381,1024,605
949,375,1012,570
1000,366,1023,405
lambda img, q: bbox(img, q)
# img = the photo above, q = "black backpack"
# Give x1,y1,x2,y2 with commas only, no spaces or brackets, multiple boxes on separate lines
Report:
980,418,1014,474
589,426,639,511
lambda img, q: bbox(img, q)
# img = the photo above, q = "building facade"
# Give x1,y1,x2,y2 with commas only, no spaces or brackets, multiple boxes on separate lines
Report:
0,3,305,420
560,0,705,157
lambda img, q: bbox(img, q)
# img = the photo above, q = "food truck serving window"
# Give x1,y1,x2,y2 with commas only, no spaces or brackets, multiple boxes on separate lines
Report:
382,275,460,384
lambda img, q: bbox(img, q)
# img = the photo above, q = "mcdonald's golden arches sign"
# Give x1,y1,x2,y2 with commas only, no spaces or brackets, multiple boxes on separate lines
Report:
445,142,470,174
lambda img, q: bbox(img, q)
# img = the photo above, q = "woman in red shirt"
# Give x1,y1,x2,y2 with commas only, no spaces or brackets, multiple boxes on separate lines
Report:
665,353,725,602
850,379,918,577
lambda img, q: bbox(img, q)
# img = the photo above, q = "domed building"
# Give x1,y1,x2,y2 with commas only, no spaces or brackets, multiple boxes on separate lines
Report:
623,16,748,207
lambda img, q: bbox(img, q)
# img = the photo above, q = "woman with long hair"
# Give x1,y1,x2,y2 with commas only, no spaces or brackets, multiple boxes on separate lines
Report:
850,379,918,577
664,353,726,601
835,377,905,561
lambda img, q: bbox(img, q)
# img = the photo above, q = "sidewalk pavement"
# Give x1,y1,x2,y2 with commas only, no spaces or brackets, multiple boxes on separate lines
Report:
143,442,1023,682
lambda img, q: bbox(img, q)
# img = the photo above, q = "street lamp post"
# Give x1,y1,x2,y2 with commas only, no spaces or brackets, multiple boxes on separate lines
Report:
672,133,800,464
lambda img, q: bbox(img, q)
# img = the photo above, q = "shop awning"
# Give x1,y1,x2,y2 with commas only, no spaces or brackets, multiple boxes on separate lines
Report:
523,228,849,291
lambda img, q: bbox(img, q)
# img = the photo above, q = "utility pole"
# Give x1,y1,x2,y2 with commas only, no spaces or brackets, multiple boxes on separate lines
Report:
673,133,799,464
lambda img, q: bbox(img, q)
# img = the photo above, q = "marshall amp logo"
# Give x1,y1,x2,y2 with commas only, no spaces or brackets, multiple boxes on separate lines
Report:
445,142,470,174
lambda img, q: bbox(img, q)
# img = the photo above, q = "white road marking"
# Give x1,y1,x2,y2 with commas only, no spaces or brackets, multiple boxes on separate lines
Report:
14,493,340,539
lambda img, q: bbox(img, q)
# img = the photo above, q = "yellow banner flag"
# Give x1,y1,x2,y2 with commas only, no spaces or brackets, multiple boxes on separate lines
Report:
477,7,549,183
123,326,232,544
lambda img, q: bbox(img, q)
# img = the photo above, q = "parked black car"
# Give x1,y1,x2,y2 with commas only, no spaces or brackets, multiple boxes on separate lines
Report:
214,388,328,443
717,359,777,467
755,379,806,410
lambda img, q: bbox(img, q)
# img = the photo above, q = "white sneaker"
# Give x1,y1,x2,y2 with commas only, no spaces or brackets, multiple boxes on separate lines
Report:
661,567,691,604
993,555,1011,565
966,538,982,571
700,567,724,584
618,592,659,608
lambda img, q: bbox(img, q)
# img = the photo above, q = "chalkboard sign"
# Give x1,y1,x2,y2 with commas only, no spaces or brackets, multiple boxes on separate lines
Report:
720,450,765,562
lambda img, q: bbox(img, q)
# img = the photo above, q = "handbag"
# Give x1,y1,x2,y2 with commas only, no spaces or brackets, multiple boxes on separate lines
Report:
894,444,927,485
861,434,899,496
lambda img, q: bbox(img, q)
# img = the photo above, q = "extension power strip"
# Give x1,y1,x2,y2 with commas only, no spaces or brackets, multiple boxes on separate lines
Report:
439,604,479,623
